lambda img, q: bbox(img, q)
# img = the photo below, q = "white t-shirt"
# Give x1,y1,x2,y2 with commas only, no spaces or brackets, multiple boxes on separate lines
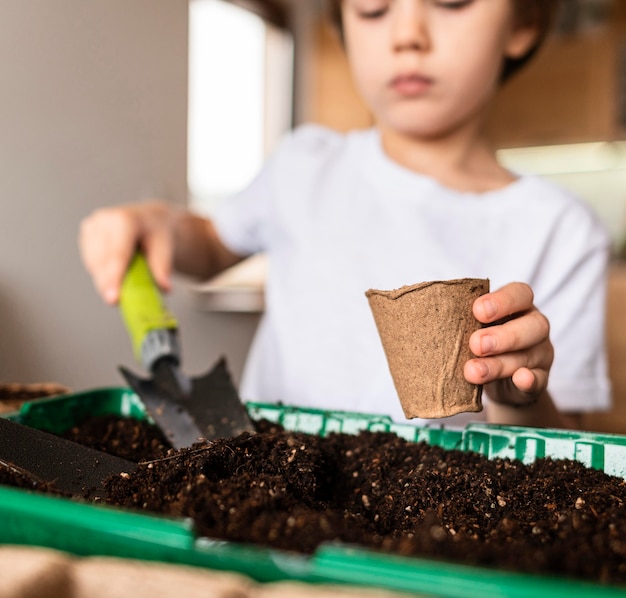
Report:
213,125,612,426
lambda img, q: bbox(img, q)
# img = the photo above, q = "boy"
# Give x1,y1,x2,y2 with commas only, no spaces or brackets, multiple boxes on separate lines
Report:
80,0,610,429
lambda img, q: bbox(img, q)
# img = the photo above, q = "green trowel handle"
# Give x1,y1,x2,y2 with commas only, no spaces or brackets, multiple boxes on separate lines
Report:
119,253,178,364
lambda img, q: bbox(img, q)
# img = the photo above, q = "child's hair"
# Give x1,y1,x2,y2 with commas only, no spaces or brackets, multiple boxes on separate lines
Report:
326,0,561,83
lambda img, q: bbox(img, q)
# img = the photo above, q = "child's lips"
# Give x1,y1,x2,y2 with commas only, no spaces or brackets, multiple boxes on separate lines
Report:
390,74,433,96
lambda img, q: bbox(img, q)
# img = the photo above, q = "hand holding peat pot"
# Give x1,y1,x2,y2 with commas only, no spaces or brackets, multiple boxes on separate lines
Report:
366,280,555,420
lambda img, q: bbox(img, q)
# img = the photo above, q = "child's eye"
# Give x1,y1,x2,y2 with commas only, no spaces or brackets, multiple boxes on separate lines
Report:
351,0,389,19
433,0,474,9
358,7,388,19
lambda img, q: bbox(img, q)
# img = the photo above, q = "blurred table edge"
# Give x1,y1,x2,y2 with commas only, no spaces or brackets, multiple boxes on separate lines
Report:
187,254,266,313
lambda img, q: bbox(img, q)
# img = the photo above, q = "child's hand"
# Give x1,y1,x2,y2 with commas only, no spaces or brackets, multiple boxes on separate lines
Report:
464,283,553,406
78,201,174,305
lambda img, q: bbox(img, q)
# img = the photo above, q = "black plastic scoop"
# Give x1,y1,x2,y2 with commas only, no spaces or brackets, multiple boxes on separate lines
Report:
0,416,137,499
118,254,255,449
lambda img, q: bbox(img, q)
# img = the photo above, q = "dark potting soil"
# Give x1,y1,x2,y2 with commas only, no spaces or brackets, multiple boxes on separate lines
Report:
0,463,63,494
3,414,626,586
60,413,171,461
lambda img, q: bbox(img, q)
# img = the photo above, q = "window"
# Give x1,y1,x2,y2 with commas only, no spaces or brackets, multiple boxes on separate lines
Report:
188,0,294,215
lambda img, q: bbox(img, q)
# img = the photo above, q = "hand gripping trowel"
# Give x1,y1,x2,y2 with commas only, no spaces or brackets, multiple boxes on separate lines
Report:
118,253,255,449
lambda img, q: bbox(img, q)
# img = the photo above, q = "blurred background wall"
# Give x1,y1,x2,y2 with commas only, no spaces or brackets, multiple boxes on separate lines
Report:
0,0,259,390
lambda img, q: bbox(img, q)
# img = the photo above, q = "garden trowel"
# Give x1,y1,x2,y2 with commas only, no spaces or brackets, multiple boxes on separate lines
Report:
118,253,255,449
0,416,137,499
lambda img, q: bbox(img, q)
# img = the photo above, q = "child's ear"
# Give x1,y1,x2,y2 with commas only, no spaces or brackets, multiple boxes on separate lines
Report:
505,26,540,60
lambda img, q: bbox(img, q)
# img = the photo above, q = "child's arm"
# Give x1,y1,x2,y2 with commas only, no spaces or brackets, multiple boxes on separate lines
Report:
463,283,570,428
79,200,244,304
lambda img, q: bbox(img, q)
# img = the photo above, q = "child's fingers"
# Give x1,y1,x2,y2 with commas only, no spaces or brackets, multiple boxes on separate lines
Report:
79,204,175,303
464,340,553,386
469,309,550,357
473,282,534,325
467,282,554,405
488,368,549,406
511,367,548,395
79,209,138,304
472,366,549,407
97,248,135,304
142,229,174,293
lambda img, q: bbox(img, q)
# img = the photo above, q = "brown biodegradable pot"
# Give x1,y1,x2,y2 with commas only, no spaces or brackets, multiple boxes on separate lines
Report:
366,278,489,419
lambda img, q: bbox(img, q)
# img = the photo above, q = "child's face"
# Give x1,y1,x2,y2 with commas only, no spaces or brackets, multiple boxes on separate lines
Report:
341,0,538,139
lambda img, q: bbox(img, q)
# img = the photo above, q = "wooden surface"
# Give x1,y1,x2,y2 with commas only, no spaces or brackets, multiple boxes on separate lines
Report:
189,254,266,313
582,262,626,433
309,22,372,132
486,29,622,147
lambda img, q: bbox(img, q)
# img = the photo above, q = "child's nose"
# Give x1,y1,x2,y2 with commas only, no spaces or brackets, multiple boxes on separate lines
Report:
391,0,431,52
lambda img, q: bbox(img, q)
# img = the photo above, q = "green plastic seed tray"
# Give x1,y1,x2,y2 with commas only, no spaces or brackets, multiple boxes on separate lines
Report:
2,387,626,597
